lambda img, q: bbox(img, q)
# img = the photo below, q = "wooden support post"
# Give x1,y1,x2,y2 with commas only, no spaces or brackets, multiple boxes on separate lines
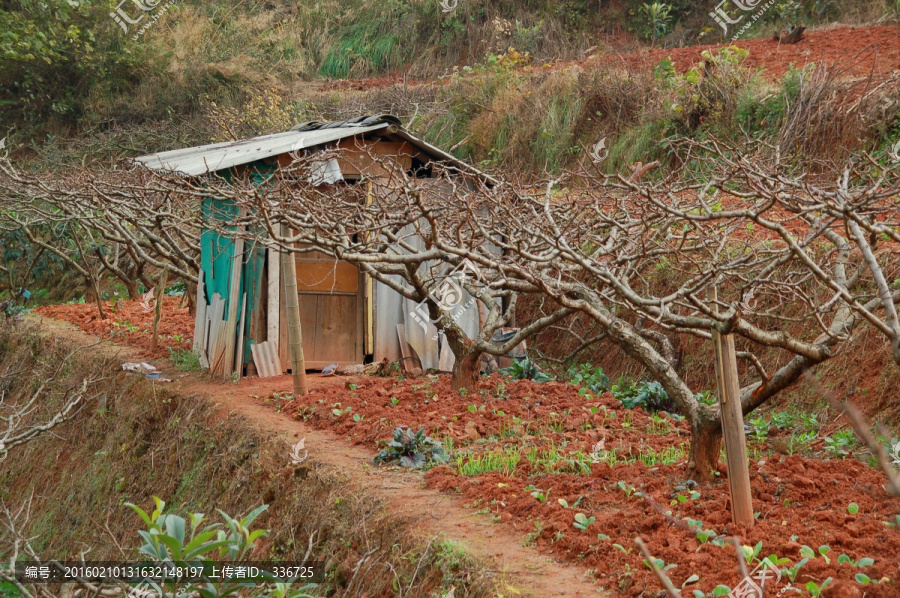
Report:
281,248,308,396
267,247,281,352
234,292,247,380
709,286,754,527
223,233,245,379
192,268,207,355
150,266,169,353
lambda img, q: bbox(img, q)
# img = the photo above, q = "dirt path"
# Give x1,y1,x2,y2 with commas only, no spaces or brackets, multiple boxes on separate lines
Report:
30,315,603,598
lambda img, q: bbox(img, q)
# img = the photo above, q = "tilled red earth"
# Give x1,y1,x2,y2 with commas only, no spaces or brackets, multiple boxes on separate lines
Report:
266,375,900,597
35,297,194,358
323,25,900,92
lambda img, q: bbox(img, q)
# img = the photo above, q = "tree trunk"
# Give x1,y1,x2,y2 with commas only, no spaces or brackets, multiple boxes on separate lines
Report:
451,349,482,392
685,416,723,481
89,276,107,320
124,280,140,303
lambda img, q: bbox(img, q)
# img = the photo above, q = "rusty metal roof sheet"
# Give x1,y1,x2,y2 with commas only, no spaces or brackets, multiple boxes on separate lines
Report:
133,114,494,183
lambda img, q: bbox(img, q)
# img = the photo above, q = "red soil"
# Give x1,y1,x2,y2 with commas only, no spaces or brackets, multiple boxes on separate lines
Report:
31,303,900,594
322,25,900,92
607,24,900,80
262,374,900,597
34,297,194,359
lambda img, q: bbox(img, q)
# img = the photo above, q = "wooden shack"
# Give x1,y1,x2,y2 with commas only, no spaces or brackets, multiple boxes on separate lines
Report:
135,115,493,378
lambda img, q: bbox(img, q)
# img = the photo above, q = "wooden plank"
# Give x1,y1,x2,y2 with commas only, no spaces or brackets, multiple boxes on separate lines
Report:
210,321,228,376
205,294,223,370
298,293,318,363
334,140,414,176
267,248,280,351
279,274,289,371
365,273,374,356
315,294,358,363
192,269,207,354
222,233,245,378
235,293,247,380
209,294,226,374
709,286,754,527
296,260,359,294
396,324,423,375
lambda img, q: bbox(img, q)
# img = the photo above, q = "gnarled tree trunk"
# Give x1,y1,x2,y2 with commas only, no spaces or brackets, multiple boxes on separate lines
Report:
686,415,723,481
443,330,483,392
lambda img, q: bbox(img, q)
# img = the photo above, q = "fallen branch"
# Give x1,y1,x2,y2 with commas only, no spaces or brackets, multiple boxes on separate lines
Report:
634,537,681,598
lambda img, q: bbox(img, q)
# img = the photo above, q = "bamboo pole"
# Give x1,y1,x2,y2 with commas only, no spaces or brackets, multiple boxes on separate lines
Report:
709,286,754,527
280,248,308,396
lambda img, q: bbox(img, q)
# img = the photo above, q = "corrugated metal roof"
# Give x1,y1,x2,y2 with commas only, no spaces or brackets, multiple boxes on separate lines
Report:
134,123,389,176
133,114,495,183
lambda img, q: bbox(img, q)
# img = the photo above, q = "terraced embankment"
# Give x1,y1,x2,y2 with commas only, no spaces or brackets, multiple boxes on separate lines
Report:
0,318,602,597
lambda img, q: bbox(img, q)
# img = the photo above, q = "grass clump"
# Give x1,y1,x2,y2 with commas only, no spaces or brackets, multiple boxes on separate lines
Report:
168,347,202,372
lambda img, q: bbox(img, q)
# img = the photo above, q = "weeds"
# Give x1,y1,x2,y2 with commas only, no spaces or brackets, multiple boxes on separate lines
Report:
168,347,202,372
455,448,521,476
648,414,672,435
526,444,593,475
748,417,769,443
566,363,609,394
823,429,855,459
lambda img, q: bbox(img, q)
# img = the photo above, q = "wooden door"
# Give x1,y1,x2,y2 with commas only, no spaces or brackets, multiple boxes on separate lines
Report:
294,247,364,368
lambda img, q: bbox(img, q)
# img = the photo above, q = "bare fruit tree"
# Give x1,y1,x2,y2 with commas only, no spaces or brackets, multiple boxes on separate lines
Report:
4,141,898,483
0,160,202,312
467,138,900,479
209,156,576,390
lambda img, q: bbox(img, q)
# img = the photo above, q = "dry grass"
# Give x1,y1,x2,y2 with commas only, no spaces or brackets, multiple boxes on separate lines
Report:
0,322,498,597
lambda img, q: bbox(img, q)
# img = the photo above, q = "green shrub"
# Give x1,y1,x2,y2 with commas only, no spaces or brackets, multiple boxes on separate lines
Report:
638,2,674,41
168,347,202,372
611,379,674,412
566,363,610,394
500,358,553,382
374,426,448,469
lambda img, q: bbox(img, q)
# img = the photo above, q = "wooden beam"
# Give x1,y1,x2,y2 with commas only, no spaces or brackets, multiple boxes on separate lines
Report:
235,292,247,380
709,286,754,527
222,233,245,378
192,268,207,354
281,249,308,396
267,247,280,352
